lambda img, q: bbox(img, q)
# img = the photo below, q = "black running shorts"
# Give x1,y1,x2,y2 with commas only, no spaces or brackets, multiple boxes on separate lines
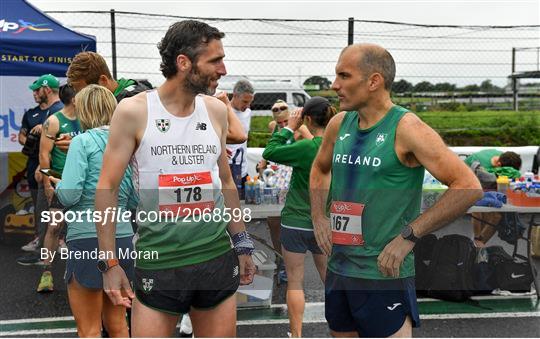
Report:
134,249,240,315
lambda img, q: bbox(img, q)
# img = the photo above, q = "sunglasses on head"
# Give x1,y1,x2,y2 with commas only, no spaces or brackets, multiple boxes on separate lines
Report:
272,106,288,113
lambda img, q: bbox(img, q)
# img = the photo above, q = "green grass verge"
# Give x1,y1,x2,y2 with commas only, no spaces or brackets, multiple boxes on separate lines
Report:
248,110,540,147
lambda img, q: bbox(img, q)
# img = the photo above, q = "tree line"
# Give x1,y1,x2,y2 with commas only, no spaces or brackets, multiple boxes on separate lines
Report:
304,76,540,94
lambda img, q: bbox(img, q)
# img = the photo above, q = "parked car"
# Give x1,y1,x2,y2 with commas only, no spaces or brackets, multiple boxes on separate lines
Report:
218,78,311,116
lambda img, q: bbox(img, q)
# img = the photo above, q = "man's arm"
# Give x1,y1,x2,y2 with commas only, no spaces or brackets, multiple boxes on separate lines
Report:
95,96,143,306
214,91,247,144
39,116,59,203
310,112,346,255
398,113,483,237
377,113,483,278
206,96,255,285
18,113,29,146
206,96,246,236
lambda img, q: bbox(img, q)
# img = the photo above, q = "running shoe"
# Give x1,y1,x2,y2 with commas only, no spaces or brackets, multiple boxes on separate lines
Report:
37,271,54,293
15,209,29,215
179,314,193,337
16,252,46,266
21,237,39,252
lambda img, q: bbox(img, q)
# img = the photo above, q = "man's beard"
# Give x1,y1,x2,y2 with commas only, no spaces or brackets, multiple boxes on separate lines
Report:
184,65,215,95
35,93,47,105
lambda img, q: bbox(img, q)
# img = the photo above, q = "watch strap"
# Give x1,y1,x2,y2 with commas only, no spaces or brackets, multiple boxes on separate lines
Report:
107,258,119,269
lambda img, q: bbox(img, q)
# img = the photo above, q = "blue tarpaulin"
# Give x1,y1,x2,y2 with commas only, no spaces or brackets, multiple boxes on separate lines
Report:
0,0,96,77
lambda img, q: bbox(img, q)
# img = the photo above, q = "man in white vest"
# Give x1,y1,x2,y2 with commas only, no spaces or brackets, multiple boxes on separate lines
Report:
95,20,256,337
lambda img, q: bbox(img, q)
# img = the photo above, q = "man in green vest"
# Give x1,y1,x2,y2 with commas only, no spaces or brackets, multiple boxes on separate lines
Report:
310,43,483,337
36,84,82,292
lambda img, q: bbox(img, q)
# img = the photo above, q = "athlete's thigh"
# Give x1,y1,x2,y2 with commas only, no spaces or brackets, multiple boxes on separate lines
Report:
312,252,327,283
330,330,359,337
189,294,237,337
131,296,179,337
101,291,129,337
389,316,412,338
67,278,103,337
282,247,306,285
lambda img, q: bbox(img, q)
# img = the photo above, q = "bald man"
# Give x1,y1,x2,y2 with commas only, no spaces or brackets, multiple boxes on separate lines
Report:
309,44,482,337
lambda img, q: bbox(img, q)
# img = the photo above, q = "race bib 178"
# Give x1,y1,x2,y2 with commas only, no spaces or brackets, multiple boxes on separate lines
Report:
158,171,214,216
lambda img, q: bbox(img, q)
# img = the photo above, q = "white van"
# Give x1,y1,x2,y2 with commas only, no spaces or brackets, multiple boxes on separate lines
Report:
217,78,311,116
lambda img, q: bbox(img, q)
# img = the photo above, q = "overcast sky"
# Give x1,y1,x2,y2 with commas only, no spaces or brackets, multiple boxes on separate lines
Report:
25,0,540,87
29,0,539,26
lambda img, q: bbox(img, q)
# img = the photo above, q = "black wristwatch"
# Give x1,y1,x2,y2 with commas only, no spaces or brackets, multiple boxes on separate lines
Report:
97,258,119,273
400,225,420,244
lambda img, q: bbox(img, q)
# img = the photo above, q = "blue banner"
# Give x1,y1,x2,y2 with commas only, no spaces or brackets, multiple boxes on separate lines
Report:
0,0,96,77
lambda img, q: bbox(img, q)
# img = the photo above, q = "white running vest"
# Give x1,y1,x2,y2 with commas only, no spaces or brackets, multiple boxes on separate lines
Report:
132,90,223,217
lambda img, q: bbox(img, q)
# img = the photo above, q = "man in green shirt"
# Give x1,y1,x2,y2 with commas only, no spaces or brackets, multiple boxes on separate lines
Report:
464,149,521,171
310,44,482,337
66,51,151,101
465,149,522,247
37,84,82,292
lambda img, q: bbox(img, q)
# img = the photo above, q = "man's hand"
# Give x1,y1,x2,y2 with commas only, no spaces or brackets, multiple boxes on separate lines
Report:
103,265,135,308
215,91,231,107
287,108,304,131
238,254,256,285
54,134,72,152
313,216,332,256
30,124,42,135
49,177,61,185
377,235,415,278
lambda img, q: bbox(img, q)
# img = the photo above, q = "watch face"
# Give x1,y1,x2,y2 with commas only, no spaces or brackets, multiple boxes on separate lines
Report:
401,226,412,239
97,260,107,273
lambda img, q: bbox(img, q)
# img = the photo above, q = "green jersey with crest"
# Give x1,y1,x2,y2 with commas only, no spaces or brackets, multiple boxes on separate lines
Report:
329,106,424,279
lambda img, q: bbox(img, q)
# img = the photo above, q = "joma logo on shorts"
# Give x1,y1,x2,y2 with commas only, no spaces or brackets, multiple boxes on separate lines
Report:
173,175,201,185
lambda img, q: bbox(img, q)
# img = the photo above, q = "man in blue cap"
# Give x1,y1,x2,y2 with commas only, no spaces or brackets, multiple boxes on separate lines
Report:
17,74,63,254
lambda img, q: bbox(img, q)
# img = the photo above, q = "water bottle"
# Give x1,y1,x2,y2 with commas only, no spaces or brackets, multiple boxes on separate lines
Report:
254,176,262,205
245,176,253,204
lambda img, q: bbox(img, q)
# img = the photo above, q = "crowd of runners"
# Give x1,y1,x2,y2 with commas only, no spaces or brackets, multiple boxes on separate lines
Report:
13,19,487,337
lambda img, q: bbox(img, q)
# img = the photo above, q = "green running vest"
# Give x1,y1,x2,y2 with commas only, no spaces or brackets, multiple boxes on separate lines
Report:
330,106,424,279
51,112,82,173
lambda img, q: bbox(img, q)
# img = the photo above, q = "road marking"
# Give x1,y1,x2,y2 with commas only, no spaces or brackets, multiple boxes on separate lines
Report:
0,328,76,337
1,298,539,336
0,316,73,325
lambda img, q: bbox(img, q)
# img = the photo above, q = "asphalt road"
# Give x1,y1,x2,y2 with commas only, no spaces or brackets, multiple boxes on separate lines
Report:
1,219,539,337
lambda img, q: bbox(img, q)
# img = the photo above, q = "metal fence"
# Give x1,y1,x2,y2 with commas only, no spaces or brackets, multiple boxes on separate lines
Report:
46,11,540,108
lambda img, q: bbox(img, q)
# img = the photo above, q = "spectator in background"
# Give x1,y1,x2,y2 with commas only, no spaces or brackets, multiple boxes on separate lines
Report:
259,99,312,282
226,79,254,199
465,149,522,247
464,149,522,173
50,85,137,337
66,51,152,100
262,97,336,337
18,74,63,253
55,51,152,154
268,99,312,140
34,84,82,292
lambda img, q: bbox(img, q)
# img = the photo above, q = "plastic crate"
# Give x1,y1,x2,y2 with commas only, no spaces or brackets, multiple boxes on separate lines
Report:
237,250,277,309
507,189,540,207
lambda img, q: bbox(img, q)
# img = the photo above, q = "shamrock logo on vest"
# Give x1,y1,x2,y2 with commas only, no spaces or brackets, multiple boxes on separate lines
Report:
155,119,170,133
376,133,387,146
